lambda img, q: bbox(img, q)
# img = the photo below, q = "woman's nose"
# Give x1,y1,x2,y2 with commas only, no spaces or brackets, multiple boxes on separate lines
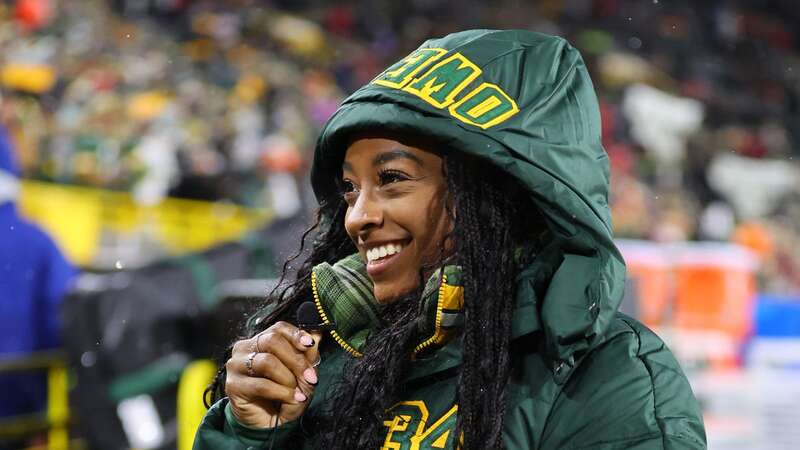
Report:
346,190,383,233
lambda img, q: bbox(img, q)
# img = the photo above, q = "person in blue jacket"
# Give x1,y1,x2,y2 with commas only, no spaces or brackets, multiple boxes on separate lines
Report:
0,125,77,419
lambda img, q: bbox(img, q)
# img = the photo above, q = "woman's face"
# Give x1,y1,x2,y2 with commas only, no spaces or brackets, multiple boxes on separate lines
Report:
341,137,451,303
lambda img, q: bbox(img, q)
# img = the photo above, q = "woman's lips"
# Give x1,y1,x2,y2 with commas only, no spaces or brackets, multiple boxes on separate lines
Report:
365,242,408,278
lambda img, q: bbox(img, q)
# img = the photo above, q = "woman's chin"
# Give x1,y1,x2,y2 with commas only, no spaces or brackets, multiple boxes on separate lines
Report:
372,282,418,304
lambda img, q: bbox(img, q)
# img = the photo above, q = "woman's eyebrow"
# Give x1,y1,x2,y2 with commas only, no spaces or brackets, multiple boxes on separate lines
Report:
372,149,423,167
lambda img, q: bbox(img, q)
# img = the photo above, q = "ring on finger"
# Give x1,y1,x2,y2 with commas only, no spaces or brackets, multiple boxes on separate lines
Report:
245,351,257,376
312,356,322,368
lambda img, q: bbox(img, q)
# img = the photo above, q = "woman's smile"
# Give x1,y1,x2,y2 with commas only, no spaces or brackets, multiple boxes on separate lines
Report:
362,238,410,278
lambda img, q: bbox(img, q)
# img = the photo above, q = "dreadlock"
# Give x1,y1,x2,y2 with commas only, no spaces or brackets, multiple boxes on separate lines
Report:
447,154,527,449
205,148,544,450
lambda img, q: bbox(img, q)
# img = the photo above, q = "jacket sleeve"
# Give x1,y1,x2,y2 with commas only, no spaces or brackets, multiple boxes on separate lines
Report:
536,317,707,450
192,398,306,450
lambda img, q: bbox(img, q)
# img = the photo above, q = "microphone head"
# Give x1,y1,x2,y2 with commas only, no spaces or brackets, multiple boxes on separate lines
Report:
296,301,335,331
296,301,320,327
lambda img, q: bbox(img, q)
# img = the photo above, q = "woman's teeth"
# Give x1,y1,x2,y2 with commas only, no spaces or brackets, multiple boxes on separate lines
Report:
366,243,404,262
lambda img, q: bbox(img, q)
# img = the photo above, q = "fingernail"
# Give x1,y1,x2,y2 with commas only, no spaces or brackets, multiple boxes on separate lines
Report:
294,388,307,402
299,334,314,347
303,367,318,385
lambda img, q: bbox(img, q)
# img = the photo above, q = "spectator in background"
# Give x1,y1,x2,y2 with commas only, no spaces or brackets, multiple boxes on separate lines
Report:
0,124,77,419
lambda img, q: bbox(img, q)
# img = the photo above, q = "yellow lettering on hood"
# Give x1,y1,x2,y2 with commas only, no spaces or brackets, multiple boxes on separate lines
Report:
372,49,519,129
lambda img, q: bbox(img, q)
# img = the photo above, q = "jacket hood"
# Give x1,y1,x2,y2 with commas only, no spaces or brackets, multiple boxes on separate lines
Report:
310,30,626,372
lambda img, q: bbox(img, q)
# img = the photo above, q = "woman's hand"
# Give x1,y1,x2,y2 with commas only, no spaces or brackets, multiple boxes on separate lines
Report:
225,321,322,428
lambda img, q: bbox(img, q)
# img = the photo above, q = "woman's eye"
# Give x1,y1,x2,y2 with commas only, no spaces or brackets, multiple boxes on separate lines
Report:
378,170,410,185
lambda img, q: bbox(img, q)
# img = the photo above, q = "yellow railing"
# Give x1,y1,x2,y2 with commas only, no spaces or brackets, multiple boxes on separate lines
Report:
0,354,217,449
18,181,271,267
46,364,69,450
177,360,218,450
0,351,71,449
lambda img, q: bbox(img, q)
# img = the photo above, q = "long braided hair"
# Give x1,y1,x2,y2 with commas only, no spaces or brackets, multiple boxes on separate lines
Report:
206,148,545,450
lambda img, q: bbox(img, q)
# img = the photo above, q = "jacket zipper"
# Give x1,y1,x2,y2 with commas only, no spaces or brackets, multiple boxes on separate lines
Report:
412,274,448,355
311,270,363,357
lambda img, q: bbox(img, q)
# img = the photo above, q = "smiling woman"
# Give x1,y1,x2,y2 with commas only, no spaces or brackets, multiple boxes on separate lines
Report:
194,30,706,450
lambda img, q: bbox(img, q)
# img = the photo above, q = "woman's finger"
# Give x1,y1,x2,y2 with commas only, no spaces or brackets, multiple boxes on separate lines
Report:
236,374,305,405
257,329,316,384
268,321,319,353
245,351,297,387
268,323,323,374
302,330,323,370
231,336,258,356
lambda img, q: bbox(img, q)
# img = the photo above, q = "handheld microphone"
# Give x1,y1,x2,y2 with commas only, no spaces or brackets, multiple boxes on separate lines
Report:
296,301,336,331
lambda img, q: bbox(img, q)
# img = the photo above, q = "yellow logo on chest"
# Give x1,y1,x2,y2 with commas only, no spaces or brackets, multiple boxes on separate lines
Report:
372,48,519,129
381,401,458,450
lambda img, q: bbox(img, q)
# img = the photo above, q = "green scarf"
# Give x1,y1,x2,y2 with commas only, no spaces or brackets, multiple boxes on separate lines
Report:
311,253,464,357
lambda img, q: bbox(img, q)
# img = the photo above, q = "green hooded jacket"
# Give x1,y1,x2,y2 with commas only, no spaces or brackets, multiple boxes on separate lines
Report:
194,29,706,449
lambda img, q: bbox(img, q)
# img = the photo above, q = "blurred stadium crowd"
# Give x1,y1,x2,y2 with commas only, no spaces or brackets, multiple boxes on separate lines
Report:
3,0,799,293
